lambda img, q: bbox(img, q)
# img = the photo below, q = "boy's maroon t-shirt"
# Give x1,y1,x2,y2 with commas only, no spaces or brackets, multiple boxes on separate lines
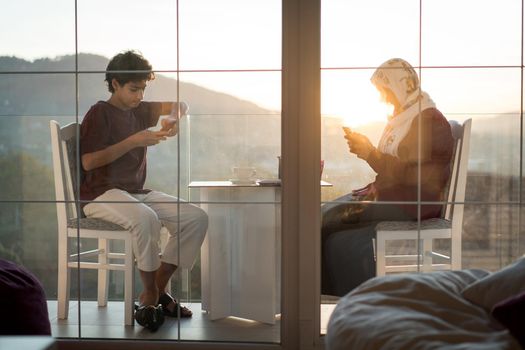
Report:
79,101,162,202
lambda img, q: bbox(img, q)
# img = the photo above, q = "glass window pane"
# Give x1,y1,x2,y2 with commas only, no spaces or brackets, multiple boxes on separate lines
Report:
423,68,521,203
422,68,521,115
185,114,281,342
178,1,282,338
321,0,524,340
186,114,280,184
0,0,76,71
422,0,521,66
321,0,420,68
321,68,385,199
179,0,281,70
182,200,281,342
463,113,521,202
77,0,178,72
0,203,77,336
462,204,521,270
3,0,282,344
0,115,77,202
179,71,281,115
1,73,77,117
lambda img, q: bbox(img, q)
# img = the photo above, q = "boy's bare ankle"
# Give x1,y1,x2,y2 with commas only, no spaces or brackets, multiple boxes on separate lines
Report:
139,288,160,306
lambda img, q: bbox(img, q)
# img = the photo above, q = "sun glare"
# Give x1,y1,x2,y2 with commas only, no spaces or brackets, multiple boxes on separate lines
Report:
322,80,392,128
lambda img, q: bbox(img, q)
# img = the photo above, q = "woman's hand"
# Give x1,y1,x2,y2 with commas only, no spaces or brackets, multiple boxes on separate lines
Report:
343,128,374,160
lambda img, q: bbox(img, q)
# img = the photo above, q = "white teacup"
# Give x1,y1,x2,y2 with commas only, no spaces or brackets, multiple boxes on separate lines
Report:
232,166,256,180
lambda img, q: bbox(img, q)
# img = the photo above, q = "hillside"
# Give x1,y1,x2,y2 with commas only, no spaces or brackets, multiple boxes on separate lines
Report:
1,53,521,195
0,53,273,117
0,53,281,193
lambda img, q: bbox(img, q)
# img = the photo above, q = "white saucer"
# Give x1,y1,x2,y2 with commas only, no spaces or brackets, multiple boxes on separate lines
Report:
257,179,281,186
229,178,256,185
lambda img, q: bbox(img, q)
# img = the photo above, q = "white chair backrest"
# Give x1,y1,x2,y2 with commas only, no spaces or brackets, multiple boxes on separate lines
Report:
50,120,81,222
444,119,471,269
444,119,472,223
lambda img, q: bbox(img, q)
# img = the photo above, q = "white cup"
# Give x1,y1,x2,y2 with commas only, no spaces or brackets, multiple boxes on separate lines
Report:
232,166,256,180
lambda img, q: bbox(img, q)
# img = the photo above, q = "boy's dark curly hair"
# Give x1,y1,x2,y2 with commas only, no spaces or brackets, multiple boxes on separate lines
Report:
105,50,155,93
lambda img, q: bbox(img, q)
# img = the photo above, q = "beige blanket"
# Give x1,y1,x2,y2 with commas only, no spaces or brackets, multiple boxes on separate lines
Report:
326,270,520,350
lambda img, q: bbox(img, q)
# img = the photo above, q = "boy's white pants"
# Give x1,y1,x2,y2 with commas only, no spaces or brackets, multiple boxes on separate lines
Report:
84,189,208,272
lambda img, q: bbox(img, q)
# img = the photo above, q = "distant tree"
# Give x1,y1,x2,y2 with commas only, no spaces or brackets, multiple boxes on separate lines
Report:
0,242,22,264
0,151,58,294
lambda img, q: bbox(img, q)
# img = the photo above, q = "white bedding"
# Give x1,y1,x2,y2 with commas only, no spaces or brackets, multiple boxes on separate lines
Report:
326,269,521,350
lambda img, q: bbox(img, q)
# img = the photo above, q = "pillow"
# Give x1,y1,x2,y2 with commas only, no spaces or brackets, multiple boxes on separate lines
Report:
461,257,525,312
0,259,51,335
491,290,525,348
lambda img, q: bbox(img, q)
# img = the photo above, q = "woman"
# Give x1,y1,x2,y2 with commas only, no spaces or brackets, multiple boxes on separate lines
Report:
322,58,454,296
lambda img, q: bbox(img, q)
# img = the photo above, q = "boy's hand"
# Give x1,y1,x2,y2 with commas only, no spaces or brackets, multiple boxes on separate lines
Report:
160,117,179,137
130,130,168,147
172,101,189,117
343,128,374,160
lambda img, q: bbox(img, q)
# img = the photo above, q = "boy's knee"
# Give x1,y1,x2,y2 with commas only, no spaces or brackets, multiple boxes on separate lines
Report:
130,209,161,234
192,206,208,232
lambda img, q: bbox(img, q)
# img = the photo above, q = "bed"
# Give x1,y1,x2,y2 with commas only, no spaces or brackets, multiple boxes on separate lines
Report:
326,258,525,350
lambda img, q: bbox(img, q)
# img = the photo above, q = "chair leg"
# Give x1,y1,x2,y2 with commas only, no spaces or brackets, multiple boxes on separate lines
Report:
160,226,172,295
57,268,70,319
98,238,109,307
451,228,462,270
376,233,386,276
422,238,433,273
57,237,70,319
124,238,135,326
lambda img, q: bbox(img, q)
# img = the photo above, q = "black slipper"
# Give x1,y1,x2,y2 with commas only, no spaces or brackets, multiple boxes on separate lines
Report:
134,305,165,331
158,293,193,318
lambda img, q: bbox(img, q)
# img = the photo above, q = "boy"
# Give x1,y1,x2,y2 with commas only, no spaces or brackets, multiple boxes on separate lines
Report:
80,50,208,331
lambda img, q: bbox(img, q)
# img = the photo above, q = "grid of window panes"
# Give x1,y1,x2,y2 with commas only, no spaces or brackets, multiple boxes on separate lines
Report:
320,0,524,307
3,0,525,347
0,0,282,343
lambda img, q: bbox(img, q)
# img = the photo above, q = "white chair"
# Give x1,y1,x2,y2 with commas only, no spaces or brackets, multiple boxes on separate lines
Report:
50,120,172,326
374,118,472,276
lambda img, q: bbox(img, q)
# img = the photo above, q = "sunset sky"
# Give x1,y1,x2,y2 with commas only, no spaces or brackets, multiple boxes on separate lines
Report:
1,0,522,126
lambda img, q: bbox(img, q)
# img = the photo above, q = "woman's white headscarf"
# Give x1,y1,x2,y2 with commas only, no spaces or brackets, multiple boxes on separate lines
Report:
372,58,436,157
